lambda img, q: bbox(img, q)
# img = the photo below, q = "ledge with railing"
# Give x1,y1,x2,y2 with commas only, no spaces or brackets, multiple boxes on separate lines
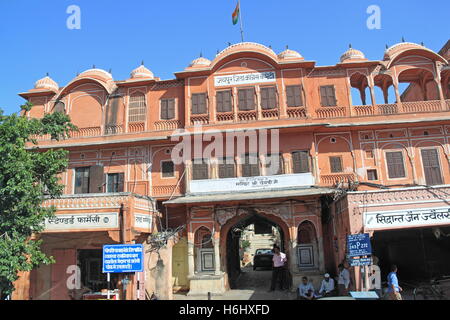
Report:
154,120,182,131
29,99,450,142
152,185,183,198
352,100,448,117
320,173,356,186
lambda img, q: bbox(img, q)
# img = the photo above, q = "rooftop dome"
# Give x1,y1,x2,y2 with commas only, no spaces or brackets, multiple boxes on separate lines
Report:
78,68,113,81
340,47,367,63
278,48,303,60
216,42,277,59
188,56,212,68
34,75,59,92
384,42,425,60
130,63,154,79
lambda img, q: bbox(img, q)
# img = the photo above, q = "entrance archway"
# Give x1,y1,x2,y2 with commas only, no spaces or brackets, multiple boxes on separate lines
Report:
220,209,289,290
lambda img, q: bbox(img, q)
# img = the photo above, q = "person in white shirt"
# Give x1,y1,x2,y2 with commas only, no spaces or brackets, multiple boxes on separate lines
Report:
338,263,351,296
269,245,287,291
319,273,335,297
298,276,316,300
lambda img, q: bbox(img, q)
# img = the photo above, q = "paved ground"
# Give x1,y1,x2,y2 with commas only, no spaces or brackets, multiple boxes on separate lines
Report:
174,266,297,300
174,267,450,300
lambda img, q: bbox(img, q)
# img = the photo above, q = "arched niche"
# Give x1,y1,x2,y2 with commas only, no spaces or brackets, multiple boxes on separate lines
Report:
297,220,319,270
194,226,214,273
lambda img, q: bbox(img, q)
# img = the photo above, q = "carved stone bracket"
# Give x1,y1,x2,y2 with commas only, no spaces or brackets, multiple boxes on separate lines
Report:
215,208,237,226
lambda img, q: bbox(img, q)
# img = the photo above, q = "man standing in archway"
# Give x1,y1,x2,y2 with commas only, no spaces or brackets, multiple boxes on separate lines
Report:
269,245,287,292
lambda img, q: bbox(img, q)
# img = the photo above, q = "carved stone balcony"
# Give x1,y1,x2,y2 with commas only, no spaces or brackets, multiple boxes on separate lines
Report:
351,100,446,118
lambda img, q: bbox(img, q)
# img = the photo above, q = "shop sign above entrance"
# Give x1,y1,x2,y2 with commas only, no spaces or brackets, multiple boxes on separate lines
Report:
44,212,119,232
189,173,315,194
364,207,450,231
214,71,276,87
102,244,144,273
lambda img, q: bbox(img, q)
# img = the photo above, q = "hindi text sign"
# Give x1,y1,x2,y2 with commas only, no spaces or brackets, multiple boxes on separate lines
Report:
103,244,144,273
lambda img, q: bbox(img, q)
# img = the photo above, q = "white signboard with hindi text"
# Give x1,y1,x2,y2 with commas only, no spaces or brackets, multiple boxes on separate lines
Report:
44,213,119,231
190,173,315,194
364,207,450,231
214,71,276,87
134,214,153,231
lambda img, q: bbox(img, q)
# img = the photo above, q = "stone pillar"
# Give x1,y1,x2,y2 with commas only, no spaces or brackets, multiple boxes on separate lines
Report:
256,86,262,120
383,84,389,104
187,231,195,277
289,236,298,274
393,81,402,105
368,75,376,106
318,236,326,273
359,86,367,106
185,160,192,193
214,234,221,276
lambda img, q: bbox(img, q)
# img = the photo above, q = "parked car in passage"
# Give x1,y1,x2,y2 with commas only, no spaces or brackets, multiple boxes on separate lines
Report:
253,248,274,270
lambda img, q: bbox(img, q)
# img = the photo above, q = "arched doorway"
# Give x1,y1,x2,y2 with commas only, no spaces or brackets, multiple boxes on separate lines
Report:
221,209,288,290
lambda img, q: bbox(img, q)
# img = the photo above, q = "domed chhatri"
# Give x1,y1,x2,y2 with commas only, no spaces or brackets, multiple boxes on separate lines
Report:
188,56,212,69
278,48,303,60
383,42,426,60
340,47,367,63
77,68,113,81
130,63,154,79
34,75,59,92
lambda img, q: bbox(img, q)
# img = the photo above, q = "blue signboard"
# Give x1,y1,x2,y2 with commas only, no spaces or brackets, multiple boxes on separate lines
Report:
347,233,372,258
103,244,144,273
348,257,372,267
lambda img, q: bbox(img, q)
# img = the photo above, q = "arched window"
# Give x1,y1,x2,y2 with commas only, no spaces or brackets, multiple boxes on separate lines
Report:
128,92,146,123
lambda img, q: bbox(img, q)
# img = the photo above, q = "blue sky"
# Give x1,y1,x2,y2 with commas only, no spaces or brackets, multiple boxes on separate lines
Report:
0,0,448,114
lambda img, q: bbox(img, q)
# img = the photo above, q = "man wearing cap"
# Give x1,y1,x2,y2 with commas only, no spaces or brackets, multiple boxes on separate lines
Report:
319,273,335,297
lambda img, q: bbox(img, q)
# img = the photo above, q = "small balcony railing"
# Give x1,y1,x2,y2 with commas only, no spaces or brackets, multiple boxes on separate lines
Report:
237,110,258,122
287,107,307,119
154,120,182,131
261,109,279,119
128,122,145,133
190,114,209,126
216,112,235,122
315,106,347,119
152,185,183,198
320,173,356,186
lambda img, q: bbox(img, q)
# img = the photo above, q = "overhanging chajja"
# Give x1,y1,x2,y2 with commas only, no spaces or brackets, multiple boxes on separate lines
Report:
163,187,335,205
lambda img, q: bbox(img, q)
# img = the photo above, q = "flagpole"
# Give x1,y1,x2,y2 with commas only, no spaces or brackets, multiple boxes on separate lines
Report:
238,0,244,42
